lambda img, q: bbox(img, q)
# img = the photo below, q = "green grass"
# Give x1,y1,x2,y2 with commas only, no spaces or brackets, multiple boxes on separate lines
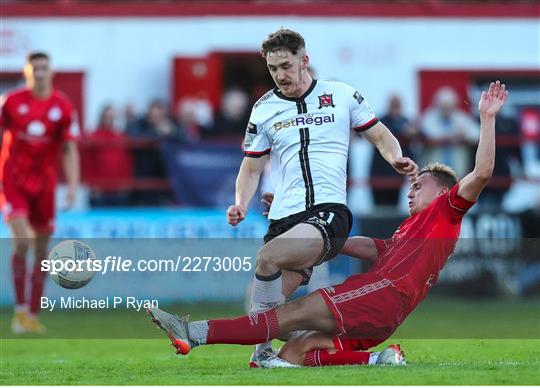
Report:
1,297,539,385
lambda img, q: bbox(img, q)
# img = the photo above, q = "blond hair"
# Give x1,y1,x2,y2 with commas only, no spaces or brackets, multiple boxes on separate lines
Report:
419,162,459,188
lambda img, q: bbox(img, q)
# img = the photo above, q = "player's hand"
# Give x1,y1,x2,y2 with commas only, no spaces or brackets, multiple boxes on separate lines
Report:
478,80,508,117
391,156,418,178
65,185,77,210
226,204,247,226
261,192,274,216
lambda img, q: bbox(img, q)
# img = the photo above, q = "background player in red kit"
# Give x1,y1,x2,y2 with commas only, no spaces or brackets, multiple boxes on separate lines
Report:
1,52,80,333
147,81,508,367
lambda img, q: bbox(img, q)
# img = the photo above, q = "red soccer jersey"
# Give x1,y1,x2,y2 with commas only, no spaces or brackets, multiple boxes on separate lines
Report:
0,88,79,194
369,183,475,314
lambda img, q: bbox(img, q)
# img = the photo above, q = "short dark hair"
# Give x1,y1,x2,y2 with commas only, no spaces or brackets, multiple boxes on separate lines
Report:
260,28,305,57
27,51,50,63
419,162,459,188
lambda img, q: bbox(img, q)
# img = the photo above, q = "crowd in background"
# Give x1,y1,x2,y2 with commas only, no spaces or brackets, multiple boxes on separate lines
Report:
80,85,539,213
80,87,249,206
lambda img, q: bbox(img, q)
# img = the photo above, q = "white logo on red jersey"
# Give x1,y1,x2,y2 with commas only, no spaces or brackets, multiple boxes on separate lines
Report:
48,106,62,122
68,111,81,138
3,202,13,215
27,120,46,136
17,104,29,115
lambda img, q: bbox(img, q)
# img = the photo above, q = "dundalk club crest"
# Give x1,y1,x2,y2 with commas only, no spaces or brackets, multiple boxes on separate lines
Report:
318,93,335,109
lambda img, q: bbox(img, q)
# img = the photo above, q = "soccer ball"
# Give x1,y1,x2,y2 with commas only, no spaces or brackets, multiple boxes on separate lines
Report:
48,240,96,289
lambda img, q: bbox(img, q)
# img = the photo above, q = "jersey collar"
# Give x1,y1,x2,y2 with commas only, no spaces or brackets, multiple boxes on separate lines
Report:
274,79,317,102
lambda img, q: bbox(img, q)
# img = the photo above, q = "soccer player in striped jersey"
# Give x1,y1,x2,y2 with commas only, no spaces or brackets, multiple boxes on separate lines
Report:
226,28,417,367
226,28,417,366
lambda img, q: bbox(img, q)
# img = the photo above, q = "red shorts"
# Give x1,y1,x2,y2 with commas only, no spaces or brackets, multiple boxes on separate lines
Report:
2,180,55,233
319,272,407,351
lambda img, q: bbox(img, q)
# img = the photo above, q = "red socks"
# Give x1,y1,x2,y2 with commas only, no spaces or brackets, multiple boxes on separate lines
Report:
11,254,47,314
11,254,26,305
304,349,371,366
207,309,280,345
29,260,47,314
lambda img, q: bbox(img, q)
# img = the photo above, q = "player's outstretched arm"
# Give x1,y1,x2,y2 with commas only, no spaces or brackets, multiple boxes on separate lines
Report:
457,81,508,202
361,122,418,177
340,236,378,263
227,156,268,226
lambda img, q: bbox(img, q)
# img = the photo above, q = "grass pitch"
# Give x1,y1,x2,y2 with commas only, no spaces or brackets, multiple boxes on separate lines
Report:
1,297,539,385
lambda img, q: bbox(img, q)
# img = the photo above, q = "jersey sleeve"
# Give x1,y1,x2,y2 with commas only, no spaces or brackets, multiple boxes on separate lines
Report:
347,86,379,133
243,109,271,158
443,183,476,222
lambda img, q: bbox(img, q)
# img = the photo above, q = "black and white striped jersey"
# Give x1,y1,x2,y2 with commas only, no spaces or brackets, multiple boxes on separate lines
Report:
243,79,378,220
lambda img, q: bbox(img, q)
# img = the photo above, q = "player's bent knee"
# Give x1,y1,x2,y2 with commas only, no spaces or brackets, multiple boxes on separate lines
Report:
255,245,281,273
14,238,32,255
256,242,307,273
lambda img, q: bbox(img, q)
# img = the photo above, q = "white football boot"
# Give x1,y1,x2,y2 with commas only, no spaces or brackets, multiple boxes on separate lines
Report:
256,348,300,368
376,344,406,366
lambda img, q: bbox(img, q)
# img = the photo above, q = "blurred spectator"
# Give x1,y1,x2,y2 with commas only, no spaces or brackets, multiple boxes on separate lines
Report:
503,107,540,213
370,94,419,206
123,103,138,131
82,104,133,206
479,111,521,209
125,100,182,205
204,88,249,139
126,99,185,141
174,97,213,142
420,87,479,177
125,100,184,178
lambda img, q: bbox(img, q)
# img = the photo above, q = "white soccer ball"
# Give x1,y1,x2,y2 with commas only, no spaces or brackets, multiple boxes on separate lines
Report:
48,240,96,289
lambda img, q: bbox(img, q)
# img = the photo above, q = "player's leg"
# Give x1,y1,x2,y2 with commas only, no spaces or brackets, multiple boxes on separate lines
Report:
25,187,55,333
249,223,324,354
244,270,302,315
246,269,304,367
148,285,338,352
278,331,338,365
256,223,324,275
251,223,323,312
29,231,51,313
279,332,403,367
7,216,33,333
281,270,305,298
279,331,376,366
8,216,33,299
279,332,372,367
25,231,51,333
149,271,407,367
